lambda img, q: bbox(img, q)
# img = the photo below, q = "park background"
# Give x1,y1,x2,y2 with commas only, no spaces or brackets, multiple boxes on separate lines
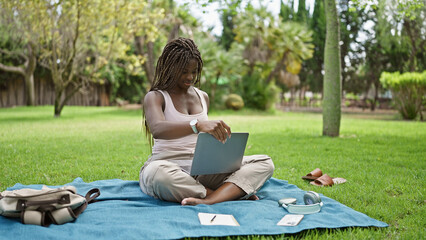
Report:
0,0,425,239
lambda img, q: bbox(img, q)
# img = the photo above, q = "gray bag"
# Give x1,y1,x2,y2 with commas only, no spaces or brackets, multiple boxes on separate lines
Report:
0,185,100,226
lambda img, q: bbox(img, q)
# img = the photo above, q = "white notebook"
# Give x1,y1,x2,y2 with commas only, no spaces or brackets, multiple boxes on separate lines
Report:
198,212,240,226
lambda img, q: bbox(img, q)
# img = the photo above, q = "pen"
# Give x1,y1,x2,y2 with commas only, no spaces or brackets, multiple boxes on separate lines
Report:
210,215,216,223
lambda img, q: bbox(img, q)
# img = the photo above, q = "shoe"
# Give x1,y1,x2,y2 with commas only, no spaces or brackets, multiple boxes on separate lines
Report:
310,174,347,187
302,168,323,181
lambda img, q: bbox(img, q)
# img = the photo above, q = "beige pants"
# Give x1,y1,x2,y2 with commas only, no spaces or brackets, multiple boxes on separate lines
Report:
139,151,275,202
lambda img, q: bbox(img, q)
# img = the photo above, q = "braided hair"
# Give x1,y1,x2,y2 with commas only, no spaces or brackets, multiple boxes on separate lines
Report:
143,37,204,146
151,37,203,91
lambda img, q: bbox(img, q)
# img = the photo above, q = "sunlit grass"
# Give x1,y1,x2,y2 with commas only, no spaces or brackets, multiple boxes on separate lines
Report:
0,106,424,239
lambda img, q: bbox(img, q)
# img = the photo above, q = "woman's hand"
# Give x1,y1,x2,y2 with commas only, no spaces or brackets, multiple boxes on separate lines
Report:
197,120,231,143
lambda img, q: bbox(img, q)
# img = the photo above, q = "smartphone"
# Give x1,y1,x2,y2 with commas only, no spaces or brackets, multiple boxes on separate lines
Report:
277,214,304,226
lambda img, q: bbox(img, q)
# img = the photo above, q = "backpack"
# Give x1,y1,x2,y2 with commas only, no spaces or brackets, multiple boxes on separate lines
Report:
0,185,100,226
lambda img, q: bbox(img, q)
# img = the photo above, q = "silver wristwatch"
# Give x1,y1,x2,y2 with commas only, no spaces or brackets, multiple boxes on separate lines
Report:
190,119,199,134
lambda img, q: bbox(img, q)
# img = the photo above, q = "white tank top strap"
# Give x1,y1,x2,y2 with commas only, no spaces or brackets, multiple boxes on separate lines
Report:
193,87,208,113
156,90,177,121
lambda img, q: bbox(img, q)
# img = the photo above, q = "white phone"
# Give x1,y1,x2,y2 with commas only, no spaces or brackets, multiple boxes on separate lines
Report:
277,214,304,226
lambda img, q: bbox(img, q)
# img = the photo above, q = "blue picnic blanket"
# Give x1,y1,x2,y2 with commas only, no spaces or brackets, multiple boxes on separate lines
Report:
0,177,387,239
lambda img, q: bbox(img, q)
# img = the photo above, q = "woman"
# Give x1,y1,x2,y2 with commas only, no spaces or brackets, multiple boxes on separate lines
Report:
140,37,274,205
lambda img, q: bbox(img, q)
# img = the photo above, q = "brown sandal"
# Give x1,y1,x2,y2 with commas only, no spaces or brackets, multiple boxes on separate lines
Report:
310,174,347,187
302,168,323,180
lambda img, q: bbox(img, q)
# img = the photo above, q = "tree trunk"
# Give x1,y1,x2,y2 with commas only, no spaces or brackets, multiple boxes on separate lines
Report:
134,36,155,86
370,81,380,111
168,23,180,42
266,51,288,84
53,82,83,117
145,41,155,85
54,88,63,118
25,43,37,106
0,43,36,106
210,72,220,106
24,74,35,106
403,19,418,72
322,0,341,137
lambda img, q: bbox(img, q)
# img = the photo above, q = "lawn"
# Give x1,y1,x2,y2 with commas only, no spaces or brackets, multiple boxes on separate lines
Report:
0,106,424,239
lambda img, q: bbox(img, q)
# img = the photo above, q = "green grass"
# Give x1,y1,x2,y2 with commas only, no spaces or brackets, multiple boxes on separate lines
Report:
0,106,425,239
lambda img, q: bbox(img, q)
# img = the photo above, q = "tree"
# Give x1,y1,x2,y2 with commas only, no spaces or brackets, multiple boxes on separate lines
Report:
305,0,326,93
196,32,242,108
134,0,196,90
233,4,313,80
375,0,426,72
323,0,342,137
0,43,36,106
350,0,426,111
338,0,364,94
37,0,162,117
280,0,325,94
265,22,314,84
229,3,314,110
295,0,309,23
0,0,163,116
279,0,295,22
0,1,38,106
36,0,113,117
219,6,237,50
380,71,426,120
134,0,169,87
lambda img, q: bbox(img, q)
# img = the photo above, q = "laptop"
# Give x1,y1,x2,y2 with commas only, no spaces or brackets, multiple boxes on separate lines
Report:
190,132,249,176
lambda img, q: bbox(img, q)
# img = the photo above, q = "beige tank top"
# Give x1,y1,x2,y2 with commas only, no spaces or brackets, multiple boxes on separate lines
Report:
151,87,209,155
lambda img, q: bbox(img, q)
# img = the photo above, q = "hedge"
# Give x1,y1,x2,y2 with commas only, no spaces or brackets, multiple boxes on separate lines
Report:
380,71,426,120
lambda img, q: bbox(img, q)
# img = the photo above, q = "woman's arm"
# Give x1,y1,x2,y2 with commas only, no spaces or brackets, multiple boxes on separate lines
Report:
144,91,194,140
144,90,231,142
197,90,232,142
202,90,210,113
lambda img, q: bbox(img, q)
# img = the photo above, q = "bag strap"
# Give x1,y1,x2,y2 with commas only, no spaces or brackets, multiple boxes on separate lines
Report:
85,188,101,203
70,188,101,218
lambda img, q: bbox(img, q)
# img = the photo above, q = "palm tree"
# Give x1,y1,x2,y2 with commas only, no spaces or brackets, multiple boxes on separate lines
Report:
233,5,314,83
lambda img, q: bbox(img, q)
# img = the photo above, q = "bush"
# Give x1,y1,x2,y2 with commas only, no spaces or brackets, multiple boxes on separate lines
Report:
241,73,280,110
225,94,244,110
380,71,426,120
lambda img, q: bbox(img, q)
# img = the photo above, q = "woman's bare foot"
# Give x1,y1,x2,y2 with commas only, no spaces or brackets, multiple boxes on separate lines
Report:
247,195,259,201
181,182,251,206
181,197,209,206
181,194,259,206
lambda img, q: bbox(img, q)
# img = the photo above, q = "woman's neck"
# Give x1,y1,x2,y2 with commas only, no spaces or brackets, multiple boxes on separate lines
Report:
168,86,194,96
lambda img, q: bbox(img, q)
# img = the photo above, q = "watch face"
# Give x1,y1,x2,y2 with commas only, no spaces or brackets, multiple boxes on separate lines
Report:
190,119,198,133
